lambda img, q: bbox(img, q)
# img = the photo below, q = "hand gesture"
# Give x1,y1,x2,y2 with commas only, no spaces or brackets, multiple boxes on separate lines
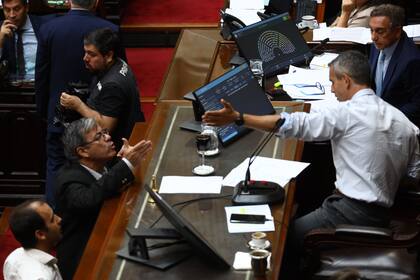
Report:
60,92,82,110
202,99,238,126
341,0,356,13
117,138,152,168
0,20,17,39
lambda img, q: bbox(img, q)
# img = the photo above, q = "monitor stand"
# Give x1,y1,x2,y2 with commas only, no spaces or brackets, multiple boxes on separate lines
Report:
116,227,192,270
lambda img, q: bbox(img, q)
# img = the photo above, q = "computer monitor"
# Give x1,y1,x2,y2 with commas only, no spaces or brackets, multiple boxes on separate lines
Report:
232,13,313,77
144,184,230,270
193,63,275,146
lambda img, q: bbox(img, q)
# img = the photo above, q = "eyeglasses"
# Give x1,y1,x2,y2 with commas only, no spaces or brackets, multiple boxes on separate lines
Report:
294,82,325,95
81,128,110,147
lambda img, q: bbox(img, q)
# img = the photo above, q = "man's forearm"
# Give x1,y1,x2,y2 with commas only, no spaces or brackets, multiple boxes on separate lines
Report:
243,114,282,132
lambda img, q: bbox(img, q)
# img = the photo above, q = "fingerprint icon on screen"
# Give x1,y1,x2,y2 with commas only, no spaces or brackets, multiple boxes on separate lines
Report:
258,31,296,62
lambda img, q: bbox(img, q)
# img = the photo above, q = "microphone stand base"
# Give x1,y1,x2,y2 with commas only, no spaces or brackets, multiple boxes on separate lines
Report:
232,180,285,205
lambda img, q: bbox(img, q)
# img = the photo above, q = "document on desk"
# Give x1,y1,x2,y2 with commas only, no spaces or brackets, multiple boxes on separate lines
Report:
313,27,371,44
277,66,335,100
159,176,223,194
224,8,263,26
403,24,420,39
225,204,274,233
229,0,264,10
222,156,310,188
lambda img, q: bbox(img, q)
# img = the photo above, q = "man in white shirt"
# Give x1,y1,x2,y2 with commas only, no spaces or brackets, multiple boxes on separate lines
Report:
3,199,63,280
203,50,420,277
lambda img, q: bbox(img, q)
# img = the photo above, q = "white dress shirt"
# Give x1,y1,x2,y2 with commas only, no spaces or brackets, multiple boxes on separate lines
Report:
278,88,420,207
3,248,62,280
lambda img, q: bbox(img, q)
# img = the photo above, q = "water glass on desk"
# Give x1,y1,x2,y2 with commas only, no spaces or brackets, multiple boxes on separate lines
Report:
200,124,219,156
249,59,264,88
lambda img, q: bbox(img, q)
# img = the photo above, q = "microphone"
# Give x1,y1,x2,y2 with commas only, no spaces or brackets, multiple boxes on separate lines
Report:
310,38,330,54
232,117,286,205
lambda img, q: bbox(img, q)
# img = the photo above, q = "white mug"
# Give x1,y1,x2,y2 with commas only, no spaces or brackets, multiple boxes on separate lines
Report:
251,231,267,249
299,15,318,29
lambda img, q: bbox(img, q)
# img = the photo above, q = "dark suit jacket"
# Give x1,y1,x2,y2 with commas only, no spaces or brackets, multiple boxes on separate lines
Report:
35,9,123,133
0,14,53,77
370,32,420,127
55,160,134,280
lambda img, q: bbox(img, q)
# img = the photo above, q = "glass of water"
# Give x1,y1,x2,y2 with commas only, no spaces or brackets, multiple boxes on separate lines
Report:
249,59,264,88
200,124,219,156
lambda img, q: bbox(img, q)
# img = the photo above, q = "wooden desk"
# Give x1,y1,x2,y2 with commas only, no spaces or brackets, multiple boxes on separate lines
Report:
76,101,306,279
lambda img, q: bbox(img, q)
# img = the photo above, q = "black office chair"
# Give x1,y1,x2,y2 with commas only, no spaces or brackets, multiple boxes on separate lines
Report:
302,182,420,280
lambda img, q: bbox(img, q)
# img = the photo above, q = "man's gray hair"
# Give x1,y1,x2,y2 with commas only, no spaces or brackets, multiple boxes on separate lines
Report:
328,51,371,86
71,0,96,9
62,118,97,162
370,4,405,28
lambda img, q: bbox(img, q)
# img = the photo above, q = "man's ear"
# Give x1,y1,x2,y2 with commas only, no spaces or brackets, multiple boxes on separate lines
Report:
343,73,352,89
35,229,47,242
76,146,89,158
105,51,114,65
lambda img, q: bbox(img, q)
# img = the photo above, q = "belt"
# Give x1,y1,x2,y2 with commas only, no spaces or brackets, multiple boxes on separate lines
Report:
333,188,389,213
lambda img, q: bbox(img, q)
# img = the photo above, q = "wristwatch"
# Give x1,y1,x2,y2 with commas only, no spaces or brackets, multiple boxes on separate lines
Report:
234,112,244,126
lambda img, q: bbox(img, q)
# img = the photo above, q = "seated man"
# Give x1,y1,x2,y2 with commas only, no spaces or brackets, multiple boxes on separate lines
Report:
369,4,420,127
203,50,420,277
0,0,53,82
60,28,144,151
3,199,63,280
55,118,152,280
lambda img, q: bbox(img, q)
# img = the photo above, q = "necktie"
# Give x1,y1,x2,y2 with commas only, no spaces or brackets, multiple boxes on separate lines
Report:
375,51,386,97
16,29,25,78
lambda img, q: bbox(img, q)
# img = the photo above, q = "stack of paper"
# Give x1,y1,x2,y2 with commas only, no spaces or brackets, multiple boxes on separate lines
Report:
277,65,335,100
313,27,372,44
222,156,310,187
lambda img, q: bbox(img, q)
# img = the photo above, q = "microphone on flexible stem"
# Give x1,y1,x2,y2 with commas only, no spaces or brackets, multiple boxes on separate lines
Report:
232,117,286,205
305,37,330,66
310,38,330,54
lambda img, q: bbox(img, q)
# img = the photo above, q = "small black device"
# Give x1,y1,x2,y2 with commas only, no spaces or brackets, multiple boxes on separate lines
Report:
230,213,267,224
193,63,275,146
53,82,89,127
220,9,246,40
232,13,312,77
232,118,286,205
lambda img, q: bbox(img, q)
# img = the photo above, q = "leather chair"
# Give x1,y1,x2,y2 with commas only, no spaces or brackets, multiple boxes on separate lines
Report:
302,182,420,280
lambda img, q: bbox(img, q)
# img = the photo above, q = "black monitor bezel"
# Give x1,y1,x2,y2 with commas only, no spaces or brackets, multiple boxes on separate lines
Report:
144,184,230,270
232,13,313,77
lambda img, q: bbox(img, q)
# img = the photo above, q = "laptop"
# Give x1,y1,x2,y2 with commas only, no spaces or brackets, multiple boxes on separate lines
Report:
193,63,275,146
232,13,313,77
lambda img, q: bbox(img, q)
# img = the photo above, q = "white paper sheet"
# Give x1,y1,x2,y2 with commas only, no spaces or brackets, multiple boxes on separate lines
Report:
222,156,309,188
224,8,263,26
159,176,223,194
309,52,339,69
313,27,372,44
225,204,274,233
230,0,264,10
403,24,420,38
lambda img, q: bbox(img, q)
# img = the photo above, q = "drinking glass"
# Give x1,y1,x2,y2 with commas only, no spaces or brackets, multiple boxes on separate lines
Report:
199,124,219,156
249,59,264,88
193,133,214,176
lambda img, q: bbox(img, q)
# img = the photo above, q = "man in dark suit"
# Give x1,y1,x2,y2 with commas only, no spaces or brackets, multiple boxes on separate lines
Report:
35,0,124,207
55,117,152,280
369,4,420,127
0,0,52,82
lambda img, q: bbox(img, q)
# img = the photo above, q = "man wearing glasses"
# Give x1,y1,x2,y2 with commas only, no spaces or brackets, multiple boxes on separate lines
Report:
54,118,152,280
369,4,420,127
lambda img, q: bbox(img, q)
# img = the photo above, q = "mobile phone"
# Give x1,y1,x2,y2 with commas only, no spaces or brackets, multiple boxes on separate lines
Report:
230,213,267,224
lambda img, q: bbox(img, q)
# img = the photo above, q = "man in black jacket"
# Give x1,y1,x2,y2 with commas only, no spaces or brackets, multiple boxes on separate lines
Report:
55,117,151,280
